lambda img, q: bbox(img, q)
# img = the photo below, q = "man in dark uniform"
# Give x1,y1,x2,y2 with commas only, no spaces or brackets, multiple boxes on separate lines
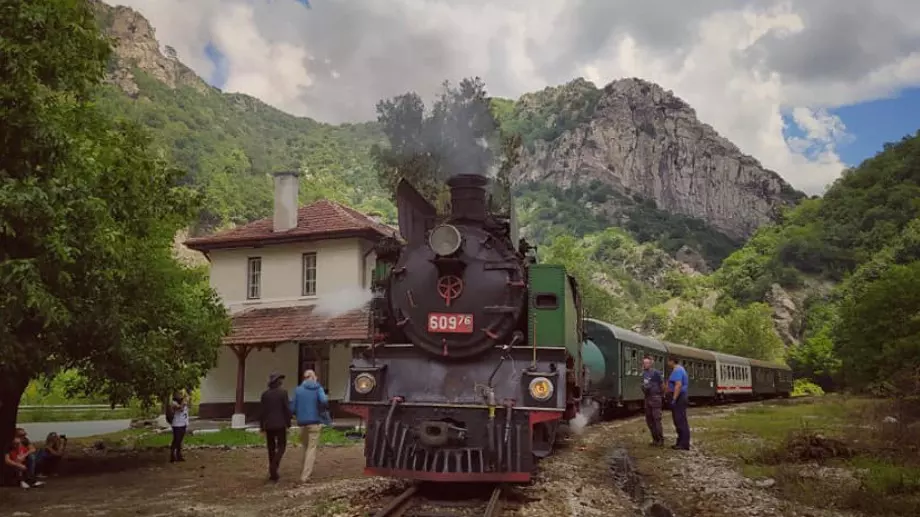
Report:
260,372,293,482
641,355,665,447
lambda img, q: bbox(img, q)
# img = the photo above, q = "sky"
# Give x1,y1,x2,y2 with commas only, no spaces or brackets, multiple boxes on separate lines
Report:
113,0,920,196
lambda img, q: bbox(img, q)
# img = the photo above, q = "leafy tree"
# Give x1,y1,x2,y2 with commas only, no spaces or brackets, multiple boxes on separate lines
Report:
787,297,841,390
660,305,720,348
0,0,229,448
712,303,786,361
370,77,521,212
834,261,920,395
515,180,741,265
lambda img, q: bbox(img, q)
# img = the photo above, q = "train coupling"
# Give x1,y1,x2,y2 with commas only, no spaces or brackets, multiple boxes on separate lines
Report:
417,420,467,447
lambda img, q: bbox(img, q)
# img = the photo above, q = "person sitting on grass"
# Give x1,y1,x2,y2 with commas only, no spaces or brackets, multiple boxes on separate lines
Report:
36,432,66,477
14,428,39,478
5,437,45,489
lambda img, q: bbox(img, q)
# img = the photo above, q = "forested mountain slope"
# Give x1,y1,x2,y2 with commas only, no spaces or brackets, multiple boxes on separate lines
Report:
708,132,920,390
91,0,797,271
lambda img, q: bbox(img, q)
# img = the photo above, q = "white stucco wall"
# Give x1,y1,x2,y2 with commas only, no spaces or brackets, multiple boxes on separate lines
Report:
197,236,376,406
206,237,369,314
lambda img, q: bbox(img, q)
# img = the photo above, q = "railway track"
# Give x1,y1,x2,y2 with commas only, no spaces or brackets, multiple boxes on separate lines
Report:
372,483,514,517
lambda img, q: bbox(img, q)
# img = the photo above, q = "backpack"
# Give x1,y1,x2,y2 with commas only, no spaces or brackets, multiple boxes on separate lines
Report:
165,402,175,425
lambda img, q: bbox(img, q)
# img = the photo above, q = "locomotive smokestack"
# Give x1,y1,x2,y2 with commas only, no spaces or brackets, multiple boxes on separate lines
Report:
448,174,490,222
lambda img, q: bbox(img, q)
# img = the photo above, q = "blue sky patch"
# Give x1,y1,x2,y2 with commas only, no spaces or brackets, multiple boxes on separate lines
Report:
204,41,229,89
830,87,920,167
782,87,920,168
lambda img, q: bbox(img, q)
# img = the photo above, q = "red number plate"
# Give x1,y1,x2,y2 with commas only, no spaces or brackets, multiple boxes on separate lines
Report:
427,313,474,334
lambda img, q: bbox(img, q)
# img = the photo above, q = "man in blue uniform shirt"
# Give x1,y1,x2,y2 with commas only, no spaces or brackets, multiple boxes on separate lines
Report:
641,355,665,447
666,357,691,450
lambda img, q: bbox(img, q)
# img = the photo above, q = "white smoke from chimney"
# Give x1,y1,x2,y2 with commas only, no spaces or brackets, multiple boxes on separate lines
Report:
272,171,300,232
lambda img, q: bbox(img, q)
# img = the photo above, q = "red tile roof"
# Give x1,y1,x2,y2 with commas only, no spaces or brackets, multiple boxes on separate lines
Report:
224,305,371,345
185,199,397,251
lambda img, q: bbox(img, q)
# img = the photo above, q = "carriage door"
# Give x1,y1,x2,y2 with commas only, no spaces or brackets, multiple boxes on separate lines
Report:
298,343,330,387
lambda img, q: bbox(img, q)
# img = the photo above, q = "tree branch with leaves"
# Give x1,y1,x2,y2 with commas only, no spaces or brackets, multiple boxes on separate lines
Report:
0,0,230,449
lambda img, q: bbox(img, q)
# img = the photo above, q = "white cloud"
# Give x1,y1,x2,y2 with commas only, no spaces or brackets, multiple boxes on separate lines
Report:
111,0,920,196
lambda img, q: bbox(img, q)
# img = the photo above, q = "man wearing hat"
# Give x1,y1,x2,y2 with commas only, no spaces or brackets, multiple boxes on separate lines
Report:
260,372,293,482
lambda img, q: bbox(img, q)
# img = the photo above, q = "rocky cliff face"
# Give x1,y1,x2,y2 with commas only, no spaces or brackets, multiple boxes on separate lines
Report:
513,78,804,240
90,0,210,96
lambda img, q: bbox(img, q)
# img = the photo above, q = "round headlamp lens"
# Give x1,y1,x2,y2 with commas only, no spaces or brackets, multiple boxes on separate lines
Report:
429,224,462,256
354,373,376,394
528,377,554,401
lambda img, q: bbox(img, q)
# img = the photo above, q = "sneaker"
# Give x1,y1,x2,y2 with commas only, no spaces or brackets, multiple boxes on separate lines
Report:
32,480,45,487
20,481,30,489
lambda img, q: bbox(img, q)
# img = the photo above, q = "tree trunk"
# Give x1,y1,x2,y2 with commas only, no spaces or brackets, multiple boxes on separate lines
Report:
0,374,29,483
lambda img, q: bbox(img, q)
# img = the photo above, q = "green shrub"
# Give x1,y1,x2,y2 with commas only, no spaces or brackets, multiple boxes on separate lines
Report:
792,378,825,397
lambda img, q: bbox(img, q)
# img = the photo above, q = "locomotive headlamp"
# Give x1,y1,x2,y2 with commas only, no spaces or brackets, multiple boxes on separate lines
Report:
354,373,376,394
429,224,462,256
528,376,554,402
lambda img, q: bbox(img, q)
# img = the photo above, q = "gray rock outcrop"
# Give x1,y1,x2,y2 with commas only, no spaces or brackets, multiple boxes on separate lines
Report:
514,78,804,240
90,0,210,95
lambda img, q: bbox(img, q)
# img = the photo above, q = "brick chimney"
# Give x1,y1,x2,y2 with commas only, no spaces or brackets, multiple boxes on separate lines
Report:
272,171,300,232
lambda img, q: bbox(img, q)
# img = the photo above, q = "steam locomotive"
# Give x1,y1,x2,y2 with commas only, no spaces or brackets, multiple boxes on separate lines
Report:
340,173,794,484
341,173,586,483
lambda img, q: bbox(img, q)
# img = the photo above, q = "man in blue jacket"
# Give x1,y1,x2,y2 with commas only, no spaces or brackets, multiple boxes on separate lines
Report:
290,369,328,483
666,357,691,450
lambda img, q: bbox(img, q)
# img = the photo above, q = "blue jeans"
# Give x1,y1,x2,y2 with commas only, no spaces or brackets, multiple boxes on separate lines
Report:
26,453,37,477
671,393,690,448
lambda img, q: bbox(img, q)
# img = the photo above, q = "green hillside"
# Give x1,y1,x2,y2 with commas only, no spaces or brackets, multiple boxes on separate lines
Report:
711,132,920,393
95,71,395,232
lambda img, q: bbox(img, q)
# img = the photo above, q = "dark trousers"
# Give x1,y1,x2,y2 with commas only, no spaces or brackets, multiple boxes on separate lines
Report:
265,428,287,480
38,454,62,475
671,393,690,448
3,459,36,486
644,395,664,444
170,425,187,461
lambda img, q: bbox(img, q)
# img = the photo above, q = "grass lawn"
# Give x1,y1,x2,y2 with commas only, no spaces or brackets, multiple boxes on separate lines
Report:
68,425,357,450
16,407,138,423
690,396,920,516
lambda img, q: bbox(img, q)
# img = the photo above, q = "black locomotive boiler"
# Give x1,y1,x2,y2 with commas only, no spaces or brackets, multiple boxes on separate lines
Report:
341,173,589,483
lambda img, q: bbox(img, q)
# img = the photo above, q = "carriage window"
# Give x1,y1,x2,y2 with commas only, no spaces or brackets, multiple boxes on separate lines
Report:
535,292,559,309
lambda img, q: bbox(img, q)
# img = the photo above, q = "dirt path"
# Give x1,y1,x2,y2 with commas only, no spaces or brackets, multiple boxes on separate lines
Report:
5,401,854,517
1,444,370,517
